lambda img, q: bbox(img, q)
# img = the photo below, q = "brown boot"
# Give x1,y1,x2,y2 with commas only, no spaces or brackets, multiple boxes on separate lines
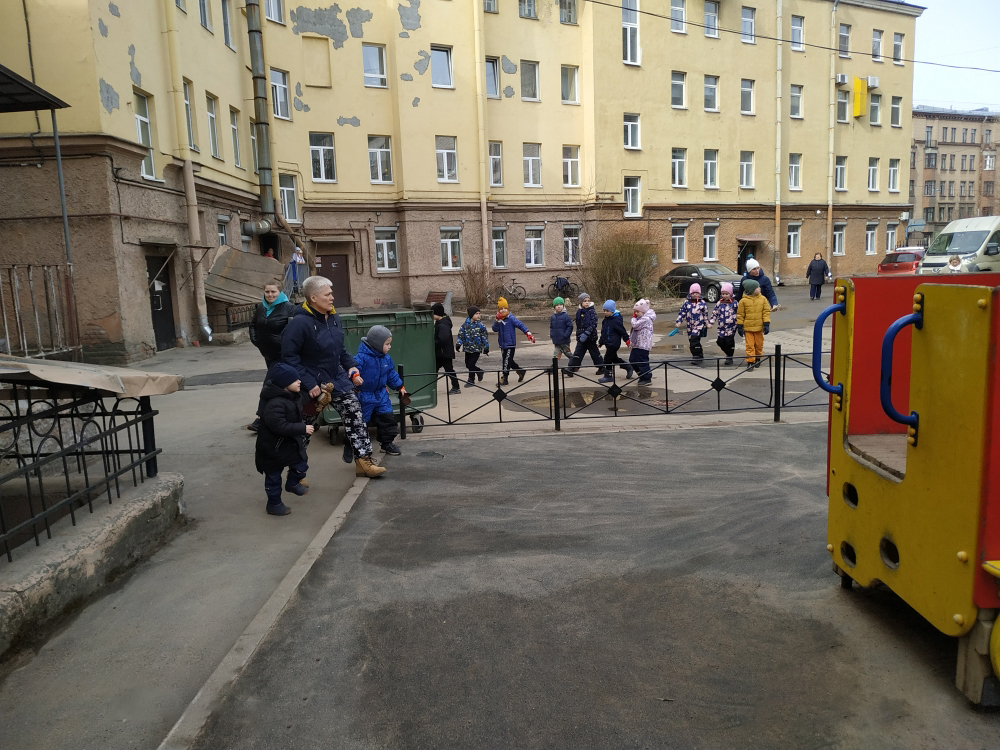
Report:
355,455,387,478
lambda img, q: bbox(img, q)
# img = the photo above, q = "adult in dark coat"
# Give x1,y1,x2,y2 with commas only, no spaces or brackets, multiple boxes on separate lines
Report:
247,282,294,432
805,253,832,301
432,303,461,394
735,258,779,310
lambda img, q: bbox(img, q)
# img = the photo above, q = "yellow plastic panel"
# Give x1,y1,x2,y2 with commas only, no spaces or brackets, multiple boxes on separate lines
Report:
828,284,993,636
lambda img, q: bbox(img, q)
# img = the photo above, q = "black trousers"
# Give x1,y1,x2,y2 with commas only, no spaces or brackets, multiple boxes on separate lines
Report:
629,349,651,383
464,352,483,383
500,348,522,376
436,357,460,389
688,336,704,359
264,459,308,506
569,339,605,373
810,283,823,299
368,411,398,446
603,345,631,374
716,334,736,358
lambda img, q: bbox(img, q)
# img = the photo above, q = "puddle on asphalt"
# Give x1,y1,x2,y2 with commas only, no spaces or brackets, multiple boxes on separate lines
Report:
415,451,445,460
515,388,674,414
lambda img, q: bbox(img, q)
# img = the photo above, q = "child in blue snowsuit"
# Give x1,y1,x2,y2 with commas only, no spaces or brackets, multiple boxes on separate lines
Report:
708,282,738,366
492,297,535,384
456,305,490,385
568,293,605,375
598,300,633,382
352,325,406,458
675,283,709,364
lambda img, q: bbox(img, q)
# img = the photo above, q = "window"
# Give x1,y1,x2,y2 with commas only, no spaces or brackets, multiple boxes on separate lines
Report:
218,221,227,246
869,94,881,125
909,180,914,198
924,152,936,169
523,143,541,186
787,224,801,257
270,69,290,119
441,229,462,270
560,0,577,23
134,92,155,178
788,153,801,190
561,66,578,104
519,0,536,18
960,181,966,197
923,181,934,196
942,126,948,142
963,128,968,143
492,228,506,268
703,226,718,261
835,156,847,190
833,224,846,256
704,75,718,111
925,126,933,144
872,29,883,61
910,151,915,169
623,176,641,217
671,148,687,187
703,149,718,188
624,113,640,149
839,24,850,56
221,0,233,46
962,155,968,171
521,60,539,100
199,0,210,28
739,151,754,188
368,135,392,183
671,225,687,262
622,0,639,64
310,132,335,181
671,71,686,108
923,207,934,223
431,47,453,88
489,142,503,186
183,81,196,148
985,181,995,197
987,130,992,145
485,58,500,99
986,154,996,171
741,7,755,43
868,157,879,191
971,154,977,171
950,154,955,170
791,16,804,50
949,181,955,196
564,227,581,265
671,0,685,32
264,0,282,22
176,0,185,10
790,85,803,118
865,224,877,255
704,1,718,37
206,95,220,158
952,127,957,141
837,91,849,123
972,129,977,143
435,136,458,182
562,146,580,187
229,109,241,167
362,45,387,88
886,224,897,252
278,174,297,221
484,0,497,11
525,228,544,267
891,96,902,127
888,158,899,192
740,79,754,114
970,183,975,198
375,230,399,272
893,33,904,63
250,121,258,173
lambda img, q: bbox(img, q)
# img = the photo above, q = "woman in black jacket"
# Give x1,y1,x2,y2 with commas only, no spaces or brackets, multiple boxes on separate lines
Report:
248,282,294,431
805,253,832,301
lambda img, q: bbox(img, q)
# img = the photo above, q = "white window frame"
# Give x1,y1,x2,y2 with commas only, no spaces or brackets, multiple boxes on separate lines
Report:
741,7,755,44
563,226,581,265
703,224,718,261
559,0,577,24
704,75,719,111
278,174,298,222
183,81,196,149
671,148,687,187
486,57,500,99
489,141,503,186
218,221,227,247
893,33,904,64
624,113,640,149
788,153,802,190
134,92,155,179
890,96,902,127
519,0,537,19
872,29,883,61
835,156,847,191
484,0,497,13
622,0,639,65
270,69,290,120
623,176,641,217
839,24,850,57
520,60,540,101
206,94,220,158
492,228,507,268
264,0,282,23
562,145,580,187
869,93,881,126
362,44,388,88
703,149,718,188
671,225,687,262
368,135,393,184
221,0,233,47
671,71,686,108
375,229,399,273
786,224,801,257
739,151,754,189
441,229,463,271
525,227,545,267
865,224,878,255
198,0,211,29
886,224,897,252
310,132,336,182
670,0,686,33
250,120,258,173
561,65,579,104
704,1,719,38
523,143,542,187
790,15,804,50
888,158,899,192
431,46,454,89
985,154,996,171
790,84,803,118
229,109,241,168
868,157,880,192
837,90,849,123
740,79,754,115
833,224,846,256
436,136,458,182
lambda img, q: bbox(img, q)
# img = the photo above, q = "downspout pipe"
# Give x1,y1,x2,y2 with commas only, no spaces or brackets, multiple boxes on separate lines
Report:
246,0,275,219
774,0,783,284
827,0,841,265
472,0,490,265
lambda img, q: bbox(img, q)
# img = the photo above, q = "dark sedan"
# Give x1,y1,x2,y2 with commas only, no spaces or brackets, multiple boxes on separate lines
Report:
657,264,743,302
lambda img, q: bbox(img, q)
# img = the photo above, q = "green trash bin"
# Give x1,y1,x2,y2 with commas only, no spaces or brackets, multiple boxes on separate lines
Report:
318,309,437,442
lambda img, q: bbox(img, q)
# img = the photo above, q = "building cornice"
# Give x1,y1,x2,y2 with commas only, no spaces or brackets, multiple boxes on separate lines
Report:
838,0,925,18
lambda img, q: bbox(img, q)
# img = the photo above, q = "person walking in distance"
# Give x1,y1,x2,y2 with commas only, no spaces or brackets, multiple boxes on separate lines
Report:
492,297,536,385
805,253,832,301
598,300,632,383
629,298,656,385
433,303,461,395
456,306,490,386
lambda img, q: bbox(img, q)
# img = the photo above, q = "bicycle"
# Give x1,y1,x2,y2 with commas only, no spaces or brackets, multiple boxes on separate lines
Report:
547,275,579,299
490,277,526,302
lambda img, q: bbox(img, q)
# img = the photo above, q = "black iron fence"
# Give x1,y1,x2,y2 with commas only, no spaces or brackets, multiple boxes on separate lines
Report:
0,381,160,562
208,303,256,334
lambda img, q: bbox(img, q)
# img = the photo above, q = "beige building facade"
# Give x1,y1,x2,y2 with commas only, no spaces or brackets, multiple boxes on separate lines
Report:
1,0,921,363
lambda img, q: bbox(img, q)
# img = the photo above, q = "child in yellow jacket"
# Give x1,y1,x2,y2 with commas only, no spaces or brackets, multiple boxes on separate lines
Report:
736,278,770,369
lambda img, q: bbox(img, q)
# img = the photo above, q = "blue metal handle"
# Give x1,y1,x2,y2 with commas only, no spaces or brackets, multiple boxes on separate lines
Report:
880,309,922,439
812,301,845,396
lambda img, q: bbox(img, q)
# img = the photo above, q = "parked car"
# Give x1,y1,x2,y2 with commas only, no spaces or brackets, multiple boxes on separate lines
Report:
917,216,1000,274
657,264,743,302
877,248,925,275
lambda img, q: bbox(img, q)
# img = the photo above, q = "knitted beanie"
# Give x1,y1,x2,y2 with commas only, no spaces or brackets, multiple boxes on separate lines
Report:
577,292,590,303
634,298,650,314
602,299,616,312
270,363,300,388
552,297,565,307
745,258,761,272
467,305,480,319
721,282,734,296
742,279,760,295
497,297,509,310
363,325,392,353
432,302,446,316
689,283,702,296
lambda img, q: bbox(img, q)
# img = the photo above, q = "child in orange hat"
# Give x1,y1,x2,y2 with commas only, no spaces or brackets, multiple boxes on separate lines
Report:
491,297,535,385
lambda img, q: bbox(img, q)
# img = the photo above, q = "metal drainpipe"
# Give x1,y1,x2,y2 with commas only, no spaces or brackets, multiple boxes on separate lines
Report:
246,0,275,219
774,0,783,284
472,0,490,265
827,0,841,265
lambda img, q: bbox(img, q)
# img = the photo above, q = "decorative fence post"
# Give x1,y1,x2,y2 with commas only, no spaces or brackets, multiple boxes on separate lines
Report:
552,357,561,432
773,344,782,423
397,363,406,440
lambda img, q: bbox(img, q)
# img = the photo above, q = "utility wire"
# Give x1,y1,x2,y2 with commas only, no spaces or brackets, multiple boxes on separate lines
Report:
584,0,1000,75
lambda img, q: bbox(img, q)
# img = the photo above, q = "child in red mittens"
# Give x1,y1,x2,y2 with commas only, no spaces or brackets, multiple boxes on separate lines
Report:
491,297,535,385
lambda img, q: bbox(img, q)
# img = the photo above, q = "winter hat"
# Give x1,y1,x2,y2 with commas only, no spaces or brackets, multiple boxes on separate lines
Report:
745,258,761,272
602,299,616,312
270,363,300,389
431,302,446,317
497,297,509,310
634,298,650,314
721,282,734,296
742,278,760,295
577,292,591,303
689,283,702,296
467,305,480,319
552,297,565,308
363,325,392,352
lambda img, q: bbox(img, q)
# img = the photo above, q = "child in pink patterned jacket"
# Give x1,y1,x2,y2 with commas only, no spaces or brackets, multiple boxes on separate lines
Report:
628,298,656,385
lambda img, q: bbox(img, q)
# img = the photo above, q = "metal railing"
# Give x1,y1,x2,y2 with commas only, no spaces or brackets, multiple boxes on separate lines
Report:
208,303,256,333
0,381,160,562
0,265,80,358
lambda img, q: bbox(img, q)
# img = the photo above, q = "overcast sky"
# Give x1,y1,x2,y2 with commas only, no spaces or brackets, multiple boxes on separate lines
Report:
911,0,1000,111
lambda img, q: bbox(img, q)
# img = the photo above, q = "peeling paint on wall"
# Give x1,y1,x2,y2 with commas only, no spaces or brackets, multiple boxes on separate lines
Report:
414,50,430,75
99,79,119,113
399,73,413,81
398,31,409,38
128,45,141,87
294,97,304,111
346,7,373,38
337,115,361,127
397,0,420,31
108,2,120,17
98,19,108,37
295,82,303,96
290,5,349,49
501,56,517,74
412,97,419,107
503,85,515,98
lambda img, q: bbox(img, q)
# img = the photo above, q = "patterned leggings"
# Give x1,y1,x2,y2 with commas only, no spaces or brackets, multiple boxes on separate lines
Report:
327,390,373,457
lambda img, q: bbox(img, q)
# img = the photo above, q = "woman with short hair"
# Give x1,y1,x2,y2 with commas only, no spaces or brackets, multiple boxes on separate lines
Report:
247,281,293,432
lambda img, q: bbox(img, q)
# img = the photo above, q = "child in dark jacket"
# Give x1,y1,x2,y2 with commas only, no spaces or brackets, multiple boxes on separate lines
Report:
675,283,709,365
568,293,606,375
598,300,633,382
549,297,574,364
255,363,314,516
492,297,536,385
456,306,490,385
433,303,461,394
708,282,738,366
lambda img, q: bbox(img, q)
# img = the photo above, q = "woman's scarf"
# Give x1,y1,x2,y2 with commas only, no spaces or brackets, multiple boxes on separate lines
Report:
262,291,289,317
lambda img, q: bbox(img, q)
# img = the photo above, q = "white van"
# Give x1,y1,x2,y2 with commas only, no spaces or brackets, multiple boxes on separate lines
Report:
917,216,1000,274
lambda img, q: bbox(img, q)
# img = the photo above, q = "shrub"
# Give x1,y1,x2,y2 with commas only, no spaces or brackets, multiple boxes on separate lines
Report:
580,228,658,302
458,257,501,308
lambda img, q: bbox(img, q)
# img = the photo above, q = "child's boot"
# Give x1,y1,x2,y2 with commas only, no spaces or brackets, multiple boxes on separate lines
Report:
266,501,291,516
380,442,401,456
342,441,354,463
356,455,387,477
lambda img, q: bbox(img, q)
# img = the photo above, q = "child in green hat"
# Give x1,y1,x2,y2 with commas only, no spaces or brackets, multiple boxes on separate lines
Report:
550,297,574,363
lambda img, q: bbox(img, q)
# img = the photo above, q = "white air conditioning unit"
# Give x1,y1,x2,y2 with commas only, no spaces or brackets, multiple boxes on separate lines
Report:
835,74,850,86
866,76,880,89
900,212,910,221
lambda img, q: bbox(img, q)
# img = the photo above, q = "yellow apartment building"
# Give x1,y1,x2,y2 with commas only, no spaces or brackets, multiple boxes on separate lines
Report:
0,0,922,363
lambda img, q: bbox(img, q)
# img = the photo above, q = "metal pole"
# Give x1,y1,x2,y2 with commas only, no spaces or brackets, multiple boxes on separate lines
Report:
773,344,783,422
140,396,158,477
397,364,406,440
50,110,72,265
552,357,561,431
